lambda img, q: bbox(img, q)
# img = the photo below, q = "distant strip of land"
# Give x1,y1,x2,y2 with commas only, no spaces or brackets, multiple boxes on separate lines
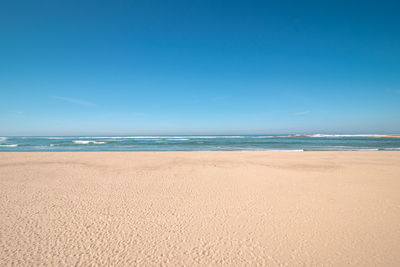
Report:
378,135,400,138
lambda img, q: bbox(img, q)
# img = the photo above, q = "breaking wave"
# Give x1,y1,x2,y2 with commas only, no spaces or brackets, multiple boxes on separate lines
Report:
73,140,106,145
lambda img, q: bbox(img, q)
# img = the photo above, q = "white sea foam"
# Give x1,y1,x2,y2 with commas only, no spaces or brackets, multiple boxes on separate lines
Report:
73,140,106,145
0,137,7,142
307,147,380,151
212,146,305,151
250,135,295,138
77,136,247,139
261,149,304,152
0,144,18,147
166,138,190,141
78,136,167,139
66,134,400,140
190,136,245,138
135,139,162,141
78,136,173,139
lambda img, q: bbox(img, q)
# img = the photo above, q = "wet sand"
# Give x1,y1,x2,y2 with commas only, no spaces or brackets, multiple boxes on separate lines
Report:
0,152,399,266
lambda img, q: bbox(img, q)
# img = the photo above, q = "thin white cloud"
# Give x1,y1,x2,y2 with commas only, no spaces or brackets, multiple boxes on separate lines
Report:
295,110,310,116
385,88,400,95
212,96,230,102
53,96,96,107
8,111,23,115
131,112,146,117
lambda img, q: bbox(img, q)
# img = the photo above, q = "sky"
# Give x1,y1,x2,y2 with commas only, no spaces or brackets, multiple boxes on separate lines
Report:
1,0,399,135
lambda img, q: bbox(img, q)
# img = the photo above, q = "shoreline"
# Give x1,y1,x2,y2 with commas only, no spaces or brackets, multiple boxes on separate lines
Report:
1,150,399,154
5,150,398,154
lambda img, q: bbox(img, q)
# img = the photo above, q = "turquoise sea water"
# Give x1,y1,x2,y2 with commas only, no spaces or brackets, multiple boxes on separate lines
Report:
1,135,400,151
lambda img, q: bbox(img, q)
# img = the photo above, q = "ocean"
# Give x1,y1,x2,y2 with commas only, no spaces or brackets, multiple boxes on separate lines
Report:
0,135,400,151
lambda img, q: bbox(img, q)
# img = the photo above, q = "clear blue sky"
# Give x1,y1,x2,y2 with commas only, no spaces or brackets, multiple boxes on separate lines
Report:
1,0,399,135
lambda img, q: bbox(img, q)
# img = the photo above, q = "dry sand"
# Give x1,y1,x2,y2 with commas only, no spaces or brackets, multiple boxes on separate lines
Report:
0,151,399,266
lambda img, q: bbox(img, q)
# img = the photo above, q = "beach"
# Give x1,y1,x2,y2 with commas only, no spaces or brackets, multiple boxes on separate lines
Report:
0,151,399,266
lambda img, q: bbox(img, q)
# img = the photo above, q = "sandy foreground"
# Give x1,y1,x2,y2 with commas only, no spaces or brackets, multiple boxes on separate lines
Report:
0,152,399,266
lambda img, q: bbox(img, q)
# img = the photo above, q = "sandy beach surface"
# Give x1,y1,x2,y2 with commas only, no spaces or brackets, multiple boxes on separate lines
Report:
0,151,399,266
